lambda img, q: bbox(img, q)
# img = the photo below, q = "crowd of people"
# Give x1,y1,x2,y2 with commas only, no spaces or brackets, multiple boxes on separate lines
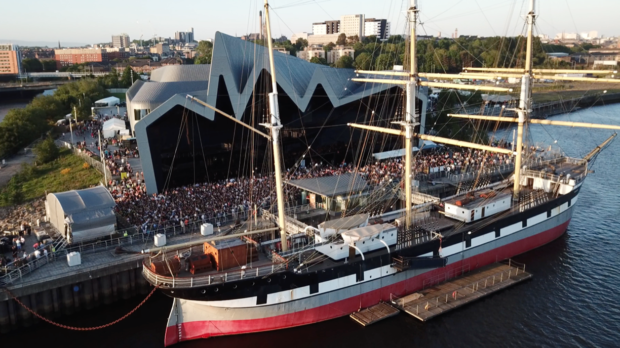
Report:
0,223,52,272
109,146,520,229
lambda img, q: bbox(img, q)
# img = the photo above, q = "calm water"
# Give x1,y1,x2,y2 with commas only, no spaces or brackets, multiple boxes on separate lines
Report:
3,104,620,348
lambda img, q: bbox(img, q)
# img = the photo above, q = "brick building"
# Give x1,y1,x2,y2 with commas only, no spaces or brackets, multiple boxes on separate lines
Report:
54,48,108,69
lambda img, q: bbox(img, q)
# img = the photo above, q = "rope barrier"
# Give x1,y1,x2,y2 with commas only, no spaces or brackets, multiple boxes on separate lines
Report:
1,284,159,331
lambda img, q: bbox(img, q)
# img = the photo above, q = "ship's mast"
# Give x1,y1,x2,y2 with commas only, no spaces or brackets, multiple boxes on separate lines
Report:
513,0,535,201
263,0,288,252
403,0,419,229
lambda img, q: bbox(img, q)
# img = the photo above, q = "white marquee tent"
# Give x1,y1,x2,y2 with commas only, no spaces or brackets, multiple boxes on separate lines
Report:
102,118,126,138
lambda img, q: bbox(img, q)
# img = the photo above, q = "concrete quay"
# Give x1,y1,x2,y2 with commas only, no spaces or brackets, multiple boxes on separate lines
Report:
0,223,241,333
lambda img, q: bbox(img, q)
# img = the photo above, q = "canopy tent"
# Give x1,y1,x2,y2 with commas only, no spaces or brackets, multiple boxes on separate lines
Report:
287,173,368,198
94,96,120,107
46,186,117,243
372,147,420,161
102,118,126,138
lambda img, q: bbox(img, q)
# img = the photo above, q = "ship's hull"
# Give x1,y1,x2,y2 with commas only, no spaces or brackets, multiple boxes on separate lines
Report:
164,196,576,346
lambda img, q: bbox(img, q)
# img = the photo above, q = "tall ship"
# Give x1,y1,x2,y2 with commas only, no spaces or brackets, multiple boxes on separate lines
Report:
142,0,620,346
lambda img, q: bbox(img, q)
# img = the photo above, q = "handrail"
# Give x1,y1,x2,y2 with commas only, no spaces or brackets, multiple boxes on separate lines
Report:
141,260,286,289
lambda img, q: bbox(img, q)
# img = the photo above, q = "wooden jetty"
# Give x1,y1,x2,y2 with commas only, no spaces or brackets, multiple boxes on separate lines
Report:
350,302,400,326
392,261,531,321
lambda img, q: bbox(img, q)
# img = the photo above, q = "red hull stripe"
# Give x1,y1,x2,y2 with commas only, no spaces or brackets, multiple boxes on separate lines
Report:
165,219,570,346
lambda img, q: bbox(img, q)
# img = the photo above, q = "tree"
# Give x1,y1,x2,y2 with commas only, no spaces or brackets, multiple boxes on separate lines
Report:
194,56,210,64
22,58,43,72
354,52,373,70
1,178,24,206
309,57,328,65
347,35,360,44
29,95,63,122
323,42,335,53
195,40,213,64
335,55,354,69
121,66,139,87
41,60,57,72
0,107,48,157
375,53,394,71
34,136,59,164
336,34,347,46
295,38,308,51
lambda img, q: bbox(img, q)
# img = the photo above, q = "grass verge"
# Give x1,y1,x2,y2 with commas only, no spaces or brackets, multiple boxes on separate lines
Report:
0,147,103,207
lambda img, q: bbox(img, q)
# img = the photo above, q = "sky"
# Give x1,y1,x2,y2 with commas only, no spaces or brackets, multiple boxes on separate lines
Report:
1,0,618,46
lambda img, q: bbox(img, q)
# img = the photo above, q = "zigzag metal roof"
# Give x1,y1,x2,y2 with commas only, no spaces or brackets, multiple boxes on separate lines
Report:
204,32,403,120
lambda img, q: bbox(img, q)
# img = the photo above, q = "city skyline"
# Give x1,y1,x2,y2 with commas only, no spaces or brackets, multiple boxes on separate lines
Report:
0,0,618,46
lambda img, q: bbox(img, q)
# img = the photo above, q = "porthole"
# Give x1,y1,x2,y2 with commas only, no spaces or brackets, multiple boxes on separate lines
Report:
214,288,219,292
283,275,286,279
267,278,271,283
233,285,237,289
201,290,206,294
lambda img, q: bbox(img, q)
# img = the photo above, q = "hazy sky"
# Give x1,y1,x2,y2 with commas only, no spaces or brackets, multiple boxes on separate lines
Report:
1,0,618,45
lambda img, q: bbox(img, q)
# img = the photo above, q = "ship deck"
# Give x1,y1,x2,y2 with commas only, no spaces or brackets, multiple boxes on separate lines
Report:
144,156,585,287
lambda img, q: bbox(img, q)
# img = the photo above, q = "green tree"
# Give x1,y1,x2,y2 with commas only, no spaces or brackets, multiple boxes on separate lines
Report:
0,108,48,157
323,42,335,53
347,35,360,44
22,58,43,72
34,136,60,164
29,95,63,122
336,34,347,46
121,66,139,87
295,38,308,51
1,178,24,206
195,40,213,64
335,55,354,69
195,56,210,64
41,60,57,72
309,57,328,65
354,52,373,70
375,53,394,71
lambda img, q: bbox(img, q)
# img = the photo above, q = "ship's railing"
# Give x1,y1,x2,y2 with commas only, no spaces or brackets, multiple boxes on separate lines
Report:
141,261,286,289
517,189,550,212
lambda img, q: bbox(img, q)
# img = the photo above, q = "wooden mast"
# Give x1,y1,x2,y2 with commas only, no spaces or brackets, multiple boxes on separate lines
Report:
263,0,288,252
513,0,536,201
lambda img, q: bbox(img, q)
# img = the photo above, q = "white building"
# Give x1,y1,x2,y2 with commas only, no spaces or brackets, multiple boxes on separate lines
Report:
307,34,341,46
291,32,310,43
297,47,326,61
340,14,365,39
556,32,580,40
364,18,390,40
313,23,327,35
297,45,355,64
327,47,355,64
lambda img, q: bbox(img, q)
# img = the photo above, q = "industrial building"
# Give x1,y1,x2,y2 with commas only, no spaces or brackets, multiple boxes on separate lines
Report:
128,32,428,194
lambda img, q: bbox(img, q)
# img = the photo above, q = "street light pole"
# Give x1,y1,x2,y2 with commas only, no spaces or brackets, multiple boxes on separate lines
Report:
99,129,107,187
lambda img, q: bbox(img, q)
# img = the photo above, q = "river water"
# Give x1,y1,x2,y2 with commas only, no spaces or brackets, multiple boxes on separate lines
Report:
2,104,620,348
